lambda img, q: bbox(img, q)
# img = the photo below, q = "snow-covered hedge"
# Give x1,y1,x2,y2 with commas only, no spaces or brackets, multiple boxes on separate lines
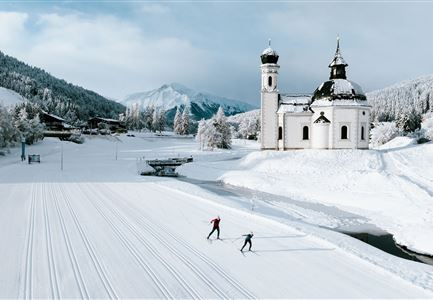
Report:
227,109,260,140
370,122,399,147
421,113,433,141
196,107,231,150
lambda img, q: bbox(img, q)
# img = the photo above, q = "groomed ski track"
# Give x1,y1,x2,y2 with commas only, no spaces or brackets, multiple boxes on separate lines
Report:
0,180,431,298
0,135,432,298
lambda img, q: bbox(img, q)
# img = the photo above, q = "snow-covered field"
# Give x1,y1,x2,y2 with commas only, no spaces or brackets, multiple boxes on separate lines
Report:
1,134,433,297
0,86,26,107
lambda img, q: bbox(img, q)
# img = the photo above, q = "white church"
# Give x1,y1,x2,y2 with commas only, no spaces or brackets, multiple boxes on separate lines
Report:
260,38,371,150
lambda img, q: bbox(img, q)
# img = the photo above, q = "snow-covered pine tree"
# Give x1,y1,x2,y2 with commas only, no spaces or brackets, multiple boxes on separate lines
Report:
196,119,208,150
152,109,158,132
196,118,218,150
212,106,231,149
28,114,45,144
0,105,19,148
180,107,190,135
370,122,399,147
396,110,422,133
13,104,44,145
152,108,166,133
422,114,433,140
238,116,260,140
196,107,232,150
158,108,166,133
142,105,154,132
173,107,182,134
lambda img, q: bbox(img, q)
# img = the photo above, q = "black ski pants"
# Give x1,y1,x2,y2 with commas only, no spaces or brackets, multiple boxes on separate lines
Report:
241,239,252,251
208,227,220,239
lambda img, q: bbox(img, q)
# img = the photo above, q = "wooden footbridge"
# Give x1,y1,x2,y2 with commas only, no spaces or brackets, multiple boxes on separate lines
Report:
140,156,193,177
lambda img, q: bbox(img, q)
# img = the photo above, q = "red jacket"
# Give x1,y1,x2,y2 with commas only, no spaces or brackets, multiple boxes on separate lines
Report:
211,218,220,228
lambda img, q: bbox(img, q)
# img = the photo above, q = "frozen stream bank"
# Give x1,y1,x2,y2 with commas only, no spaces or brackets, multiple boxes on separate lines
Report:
177,177,433,266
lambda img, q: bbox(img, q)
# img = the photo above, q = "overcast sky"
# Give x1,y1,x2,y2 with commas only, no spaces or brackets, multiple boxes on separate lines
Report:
0,1,432,106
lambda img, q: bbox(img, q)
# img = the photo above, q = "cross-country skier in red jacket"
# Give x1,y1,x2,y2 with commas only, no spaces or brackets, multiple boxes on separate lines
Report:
207,216,221,239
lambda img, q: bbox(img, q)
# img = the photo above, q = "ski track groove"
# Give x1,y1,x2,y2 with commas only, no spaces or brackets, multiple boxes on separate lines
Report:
51,183,89,299
147,184,258,299
42,183,61,299
103,183,256,299
388,152,433,196
22,182,36,299
57,184,118,299
76,183,176,300
90,183,230,299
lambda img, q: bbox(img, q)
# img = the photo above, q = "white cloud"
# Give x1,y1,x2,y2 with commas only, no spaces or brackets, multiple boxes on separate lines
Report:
0,11,209,99
138,4,169,15
0,12,28,49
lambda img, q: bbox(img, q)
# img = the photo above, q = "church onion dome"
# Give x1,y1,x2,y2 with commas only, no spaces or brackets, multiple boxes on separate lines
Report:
311,37,367,103
261,39,279,64
312,79,366,102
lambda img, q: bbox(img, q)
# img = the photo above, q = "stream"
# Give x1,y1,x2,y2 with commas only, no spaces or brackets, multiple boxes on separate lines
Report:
177,177,433,266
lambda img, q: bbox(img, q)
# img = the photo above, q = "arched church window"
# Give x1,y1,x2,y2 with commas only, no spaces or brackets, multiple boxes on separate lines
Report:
302,126,309,140
361,126,365,140
278,126,282,140
341,126,348,140
268,76,272,87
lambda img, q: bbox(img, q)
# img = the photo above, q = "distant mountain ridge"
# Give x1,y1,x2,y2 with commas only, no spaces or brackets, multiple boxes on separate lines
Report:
367,75,433,121
0,51,125,124
121,83,256,122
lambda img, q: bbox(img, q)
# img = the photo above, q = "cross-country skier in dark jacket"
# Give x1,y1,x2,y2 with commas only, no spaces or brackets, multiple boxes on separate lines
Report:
240,232,254,252
207,216,221,239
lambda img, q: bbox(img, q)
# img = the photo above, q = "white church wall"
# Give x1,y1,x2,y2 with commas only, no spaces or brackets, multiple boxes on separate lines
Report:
261,92,279,149
358,108,370,149
312,123,330,149
283,114,312,149
332,107,369,149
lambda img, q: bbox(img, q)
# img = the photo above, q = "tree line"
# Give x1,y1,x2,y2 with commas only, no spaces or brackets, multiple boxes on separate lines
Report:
0,51,125,125
0,102,44,149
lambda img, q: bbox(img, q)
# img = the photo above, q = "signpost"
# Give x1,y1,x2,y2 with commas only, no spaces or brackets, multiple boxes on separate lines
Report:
61,140,63,171
21,137,26,162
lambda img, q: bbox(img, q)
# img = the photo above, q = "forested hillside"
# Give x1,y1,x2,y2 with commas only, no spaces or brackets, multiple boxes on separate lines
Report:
0,51,125,124
367,75,433,122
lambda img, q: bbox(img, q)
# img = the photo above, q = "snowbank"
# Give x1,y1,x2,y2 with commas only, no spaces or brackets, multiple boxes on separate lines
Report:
0,87,26,107
217,143,433,256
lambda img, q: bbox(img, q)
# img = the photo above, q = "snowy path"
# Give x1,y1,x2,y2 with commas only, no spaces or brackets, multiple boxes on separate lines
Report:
1,135,433,297
0,180,431,298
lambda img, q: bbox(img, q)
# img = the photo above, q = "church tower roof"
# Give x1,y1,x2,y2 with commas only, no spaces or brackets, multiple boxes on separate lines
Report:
311,37,367,103
261,39,279,64
328,37,348,80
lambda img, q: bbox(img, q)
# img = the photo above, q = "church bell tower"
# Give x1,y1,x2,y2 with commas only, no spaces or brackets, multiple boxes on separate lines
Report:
260,40,280,150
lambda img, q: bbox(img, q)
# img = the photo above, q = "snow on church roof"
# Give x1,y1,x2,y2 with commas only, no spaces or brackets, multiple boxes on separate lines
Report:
311,99,370,107
278,94,312,113
333,79,364,95
262,47,278,56
312,79,367,102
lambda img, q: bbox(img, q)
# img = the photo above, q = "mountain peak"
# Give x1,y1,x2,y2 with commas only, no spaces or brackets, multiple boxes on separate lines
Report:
122,83,256,122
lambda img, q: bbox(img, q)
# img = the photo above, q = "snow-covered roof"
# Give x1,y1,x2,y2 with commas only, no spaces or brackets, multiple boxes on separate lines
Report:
329,55,347,67
90,117,121,123
311,99,370,107
261,47,278,57
333,79,364,95
280,94,311,105
312,79,367,102
42,111,65,122
277,104,311,113
278,94,312,113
